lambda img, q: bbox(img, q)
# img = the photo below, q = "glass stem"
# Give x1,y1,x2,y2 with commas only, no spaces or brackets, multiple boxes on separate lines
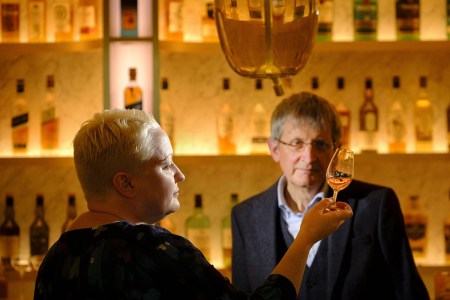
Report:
332,190,338,203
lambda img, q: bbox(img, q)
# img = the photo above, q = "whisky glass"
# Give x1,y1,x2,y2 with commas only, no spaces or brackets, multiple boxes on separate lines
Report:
326,148,354,203
10,255,32,300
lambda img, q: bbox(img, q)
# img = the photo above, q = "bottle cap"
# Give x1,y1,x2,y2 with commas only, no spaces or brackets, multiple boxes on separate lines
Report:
195,194,202,208
419,76,427,88
47,75,55,88
255,79,263,90
337,77,344,89
311,77,319,90
161,78,168,90
68,194,76,205
36,194,44,206
17,79,24,93
129,68,137,80
5,195,13,206
365,78,372,89
223,78,230,90
393,76,400,89
231,193,239,204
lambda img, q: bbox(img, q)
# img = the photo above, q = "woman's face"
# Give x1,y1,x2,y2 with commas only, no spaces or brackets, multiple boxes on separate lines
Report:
133,129,185,224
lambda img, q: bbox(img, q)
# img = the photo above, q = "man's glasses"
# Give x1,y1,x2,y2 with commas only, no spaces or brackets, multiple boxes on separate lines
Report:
276,138,334,152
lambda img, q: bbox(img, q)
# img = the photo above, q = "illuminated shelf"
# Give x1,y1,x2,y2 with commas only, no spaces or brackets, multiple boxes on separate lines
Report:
0,39,103,54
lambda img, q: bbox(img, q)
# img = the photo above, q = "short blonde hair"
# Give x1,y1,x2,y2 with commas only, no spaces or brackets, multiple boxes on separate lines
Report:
73,109,160,199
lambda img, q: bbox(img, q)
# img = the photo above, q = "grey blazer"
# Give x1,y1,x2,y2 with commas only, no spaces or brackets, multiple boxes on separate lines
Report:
231,179,429,300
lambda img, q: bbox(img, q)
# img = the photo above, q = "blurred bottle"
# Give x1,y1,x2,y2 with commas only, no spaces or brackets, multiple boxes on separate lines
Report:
250,79,269,154
335,77,351,150
1,0,20,42
121,0,138,37
248,0,263,19
446,103,450,152
396,0,420,40
444,190,450,264
27,0,46,42
52,0,74,42
0,263,7,300
317,0,333,41
435,271,450,300
221,193,238,269
159,78,176,150
61,194,76,233
353,0,377,40
30,194,49,267
414,76,433,153
359,78,378,152
11,79,29,154
41,75,59,152
387,76,407,153
164,0,183,40
124,68,143,110
77,0,99,40
403,195,427,261
185,194,211,261
202,0,217,41
217,78,236,155
0,195,20,268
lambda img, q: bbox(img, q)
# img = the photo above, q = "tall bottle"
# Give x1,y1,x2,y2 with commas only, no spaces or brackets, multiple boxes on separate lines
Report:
202,0,217,41
77,0,99,40
30,194,49,267
159,78,176,150
414,76,433,153
317,0,333,41
0,195,20,267
335,77,351,150
359,78,378,152
164,0,183,41
250,79,269,155
221,193,238,269
446,103,450,152
216,78,236,155
41,75,59,152
11,79,29,154
1,0,20,42
387,76,407,153
61,194,76,233
353,0,377,40
403,195,427,261
52,0,74,42
124,68,143,110
27,0,46,42
121,0,138,37
444,190,450,264
185,194,211,261
396,0,420,40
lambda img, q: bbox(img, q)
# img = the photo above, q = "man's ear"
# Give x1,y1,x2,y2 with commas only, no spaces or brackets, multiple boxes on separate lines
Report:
113,172,136,198
268,137,280,163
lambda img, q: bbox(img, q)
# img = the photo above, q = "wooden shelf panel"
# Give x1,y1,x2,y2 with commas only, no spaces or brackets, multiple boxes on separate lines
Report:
0,39,103,54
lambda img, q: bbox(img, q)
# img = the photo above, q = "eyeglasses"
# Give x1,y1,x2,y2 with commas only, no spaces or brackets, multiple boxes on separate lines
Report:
276,138,334,152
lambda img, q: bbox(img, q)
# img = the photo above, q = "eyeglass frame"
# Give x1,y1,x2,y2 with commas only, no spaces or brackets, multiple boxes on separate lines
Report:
275,137,336,152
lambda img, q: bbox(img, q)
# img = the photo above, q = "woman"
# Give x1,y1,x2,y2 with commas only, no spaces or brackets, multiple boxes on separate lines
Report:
34,109,352,299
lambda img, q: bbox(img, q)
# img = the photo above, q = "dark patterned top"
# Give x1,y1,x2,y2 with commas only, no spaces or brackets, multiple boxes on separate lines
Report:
34,221,296,300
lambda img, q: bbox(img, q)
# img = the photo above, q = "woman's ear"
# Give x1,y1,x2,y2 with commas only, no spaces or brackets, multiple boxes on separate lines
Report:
113,172,136,198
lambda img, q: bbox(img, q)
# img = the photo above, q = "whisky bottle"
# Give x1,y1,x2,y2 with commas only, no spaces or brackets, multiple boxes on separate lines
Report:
248,0,262,19
221,193,238,269
359,78,378,153
11,79,29,154
185,194,211,261
272,0,286,24
77,0,98,40
1,0,20,42
335,77,351,150
444,190,450,264
446,103,450,152
250,79,269,155
448,0,450,40
317,0,333,41
159,78,176,150
164,0,183,40
121,0,138,37
52,0,73,42
434,271,450,300
61,194,76,233
30,194,49,267
403,195,427,261
353,0,377,40
41,75,59,152
27,0,46,42
387,76,407,153
396,0,419,40
216,78,236,155
124,68,143,110
414,76,433,153
202,0,217,41
0,195,20,268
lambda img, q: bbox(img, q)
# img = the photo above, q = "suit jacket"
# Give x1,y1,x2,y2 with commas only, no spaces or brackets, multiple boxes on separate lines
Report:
231,179,430,300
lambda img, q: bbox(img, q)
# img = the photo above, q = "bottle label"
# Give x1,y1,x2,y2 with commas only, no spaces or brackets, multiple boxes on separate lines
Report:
28,2,45,39
222,227,232,249
318,0,333,34
363,112,377,132
406,223,426,240
187,228,211,259
388,111,406,143
396,1,420,33
354,1,377,34
1,3,20,33
121,6,137,31
0,235,19,261
53,2,72,33
11,113,29,128
78,5,96,33
125,101,142,110
30,228,49,256
168,2,183,33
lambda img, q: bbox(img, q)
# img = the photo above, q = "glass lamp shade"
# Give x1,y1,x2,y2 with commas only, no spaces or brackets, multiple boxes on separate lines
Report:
215,0,319,96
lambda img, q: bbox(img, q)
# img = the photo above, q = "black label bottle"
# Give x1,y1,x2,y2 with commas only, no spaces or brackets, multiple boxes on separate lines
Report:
396,0,420,40
0,195,20,267
354,0,377,40
11,79,29,154
30,194,49,267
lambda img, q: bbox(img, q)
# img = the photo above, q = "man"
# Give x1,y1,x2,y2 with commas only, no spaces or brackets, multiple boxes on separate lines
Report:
231,92,429,300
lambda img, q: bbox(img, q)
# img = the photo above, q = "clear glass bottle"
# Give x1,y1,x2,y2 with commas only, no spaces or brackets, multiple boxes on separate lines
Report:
317,0,333,41
1,0,20,42
185,194,211,261
159,78,176,150
61,194,76,233
77,0,99,40
250,79,269,155
216,78,236,155
414,76,433,153
164,0,183,41
27,0,46,42
30,194,49,266
0,195,20,268
359,78,378,152
353,0,377,40
121,0,138,37
335,77,351,150
221,193,238,269
41,75,59,152
396,0,420,40
11,79,29,154
52,0,74,42
403,195,427,261
387,76,407,153
124,68,143,110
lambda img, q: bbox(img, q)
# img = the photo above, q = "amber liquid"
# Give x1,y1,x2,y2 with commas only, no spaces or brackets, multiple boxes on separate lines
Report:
1,3,20,42
327,176,352,192
216,12,318,77
78,0,98,40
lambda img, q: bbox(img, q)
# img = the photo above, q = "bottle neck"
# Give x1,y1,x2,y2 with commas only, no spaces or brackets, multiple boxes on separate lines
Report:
35,206,45,219
4,206,14,220
67,205,76,219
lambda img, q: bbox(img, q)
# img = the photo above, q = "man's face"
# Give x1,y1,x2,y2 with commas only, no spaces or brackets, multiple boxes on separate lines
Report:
269,117,335,192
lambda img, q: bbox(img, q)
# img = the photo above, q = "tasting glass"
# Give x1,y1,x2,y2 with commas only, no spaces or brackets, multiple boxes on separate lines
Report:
326,148,354,203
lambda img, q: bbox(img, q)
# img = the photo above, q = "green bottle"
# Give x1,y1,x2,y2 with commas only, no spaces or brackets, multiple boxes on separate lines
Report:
221,193,238,269
185,194,211,261
354,0,377,40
